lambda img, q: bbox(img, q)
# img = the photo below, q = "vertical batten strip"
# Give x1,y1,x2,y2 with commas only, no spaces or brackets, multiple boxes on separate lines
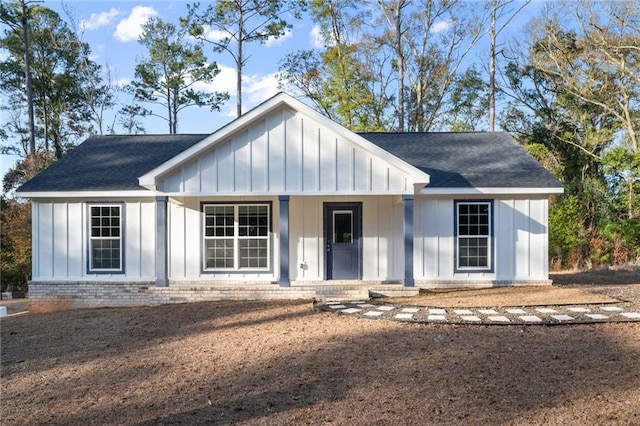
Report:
266,119,271,192
282,110,287,191
300,118,304,192
386,168,390,191
249,128,253,193
368,157,373,191
351,147,356,191
317,127,321,192
334,137,338,192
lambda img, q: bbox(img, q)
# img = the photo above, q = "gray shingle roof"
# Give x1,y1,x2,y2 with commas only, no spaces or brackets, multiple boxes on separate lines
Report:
359,132,563,188
17,131,562,193
17,134,207,192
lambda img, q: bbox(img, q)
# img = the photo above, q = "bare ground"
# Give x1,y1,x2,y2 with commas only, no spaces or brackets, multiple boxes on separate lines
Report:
2,272,640,425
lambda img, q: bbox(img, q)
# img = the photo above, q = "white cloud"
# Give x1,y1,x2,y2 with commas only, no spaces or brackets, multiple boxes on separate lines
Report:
114,6,158,42
201,25,228,42
190,64,280,115
191,63,236,93
310,25,323,48
114,77,131,88
265,29,292,47
244,73,279,105
430,20,452,34
0,49,10,62
81,8,121,31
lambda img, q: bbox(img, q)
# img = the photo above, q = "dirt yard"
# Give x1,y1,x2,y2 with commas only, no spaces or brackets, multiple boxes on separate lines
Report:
2,272,640,425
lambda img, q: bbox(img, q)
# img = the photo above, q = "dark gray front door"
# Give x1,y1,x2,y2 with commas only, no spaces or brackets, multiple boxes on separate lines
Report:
325,203,362,280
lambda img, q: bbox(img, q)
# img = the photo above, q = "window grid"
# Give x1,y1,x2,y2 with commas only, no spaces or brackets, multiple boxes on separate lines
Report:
203,204,270,271
456,202,492,271
89,205,122,272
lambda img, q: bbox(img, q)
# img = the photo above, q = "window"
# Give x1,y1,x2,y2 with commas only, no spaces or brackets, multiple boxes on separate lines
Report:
455,201,493,272
332,211,353,243
203,204,270,270
89,204,123,273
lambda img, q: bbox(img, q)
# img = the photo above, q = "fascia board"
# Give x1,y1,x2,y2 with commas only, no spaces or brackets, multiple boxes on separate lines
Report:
15,190,155,199
418,187,564,195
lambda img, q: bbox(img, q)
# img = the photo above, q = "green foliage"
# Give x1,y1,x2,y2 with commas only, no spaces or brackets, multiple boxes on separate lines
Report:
0,2,102,159
183,0,306,116
549,195,588,268
442,66,489,131
278,0,393,131
1,196,31,292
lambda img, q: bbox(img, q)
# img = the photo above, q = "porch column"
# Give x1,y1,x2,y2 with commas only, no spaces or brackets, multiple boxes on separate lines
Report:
155,195,168,287
278,195,290,287
403,195,415,287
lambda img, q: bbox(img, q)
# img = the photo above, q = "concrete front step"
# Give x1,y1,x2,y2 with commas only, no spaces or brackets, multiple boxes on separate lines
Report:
313,286,370,301
313,286,420,301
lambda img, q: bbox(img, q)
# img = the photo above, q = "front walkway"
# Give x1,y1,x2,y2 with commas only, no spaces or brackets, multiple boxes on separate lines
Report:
319,300,640,325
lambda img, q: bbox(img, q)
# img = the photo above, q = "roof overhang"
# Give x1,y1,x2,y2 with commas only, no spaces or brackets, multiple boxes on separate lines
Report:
418,187,564,196
15,190,156,199
138,92,430,190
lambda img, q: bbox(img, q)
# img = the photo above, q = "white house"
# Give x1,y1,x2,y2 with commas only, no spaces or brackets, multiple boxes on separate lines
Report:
17,93,563,307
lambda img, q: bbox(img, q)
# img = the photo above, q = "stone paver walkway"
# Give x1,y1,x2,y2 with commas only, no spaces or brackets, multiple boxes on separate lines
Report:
321,301,640,325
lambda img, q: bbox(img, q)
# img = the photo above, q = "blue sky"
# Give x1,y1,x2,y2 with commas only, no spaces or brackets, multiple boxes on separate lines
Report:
55,0,322,133
1,0,326,178
1,0,543,181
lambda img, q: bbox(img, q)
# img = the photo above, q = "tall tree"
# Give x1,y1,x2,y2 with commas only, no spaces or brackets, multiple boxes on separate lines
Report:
498,1,640,266
0,3,100,159
281,0,487,132
128,17,228,134
278,0,391,131
529,0,640,152
487,0,531,131
183,0,305,117
376,0,410,131
0,0,35,159
409,1,486,132
443,66,489,131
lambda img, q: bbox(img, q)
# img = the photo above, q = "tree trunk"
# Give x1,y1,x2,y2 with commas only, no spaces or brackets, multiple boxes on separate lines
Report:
172,87,179,134
167,85,173,134
21,0,35,160
395,3,404,132
236,10,243,117
488,0,497,132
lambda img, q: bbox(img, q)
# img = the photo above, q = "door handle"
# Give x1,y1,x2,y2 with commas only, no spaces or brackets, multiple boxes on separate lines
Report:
326,244,331,252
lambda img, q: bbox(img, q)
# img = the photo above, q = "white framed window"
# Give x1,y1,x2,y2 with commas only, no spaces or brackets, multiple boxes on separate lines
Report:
88,204,123,273
203,203,270,271
455,200,493,272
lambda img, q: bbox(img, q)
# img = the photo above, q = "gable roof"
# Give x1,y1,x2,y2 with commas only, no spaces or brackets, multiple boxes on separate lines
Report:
359,132,563,190
16,94,562,197
17,134,207,193
138,92,429,189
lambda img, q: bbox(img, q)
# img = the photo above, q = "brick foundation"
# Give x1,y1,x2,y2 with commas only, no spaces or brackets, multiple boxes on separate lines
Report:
29,279,523,310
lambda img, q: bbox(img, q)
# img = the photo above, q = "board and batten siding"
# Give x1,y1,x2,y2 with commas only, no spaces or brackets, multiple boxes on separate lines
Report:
289,195,404,282
31,199,156,281
415,196,549,282
167,196,280,281
158,107,411,195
